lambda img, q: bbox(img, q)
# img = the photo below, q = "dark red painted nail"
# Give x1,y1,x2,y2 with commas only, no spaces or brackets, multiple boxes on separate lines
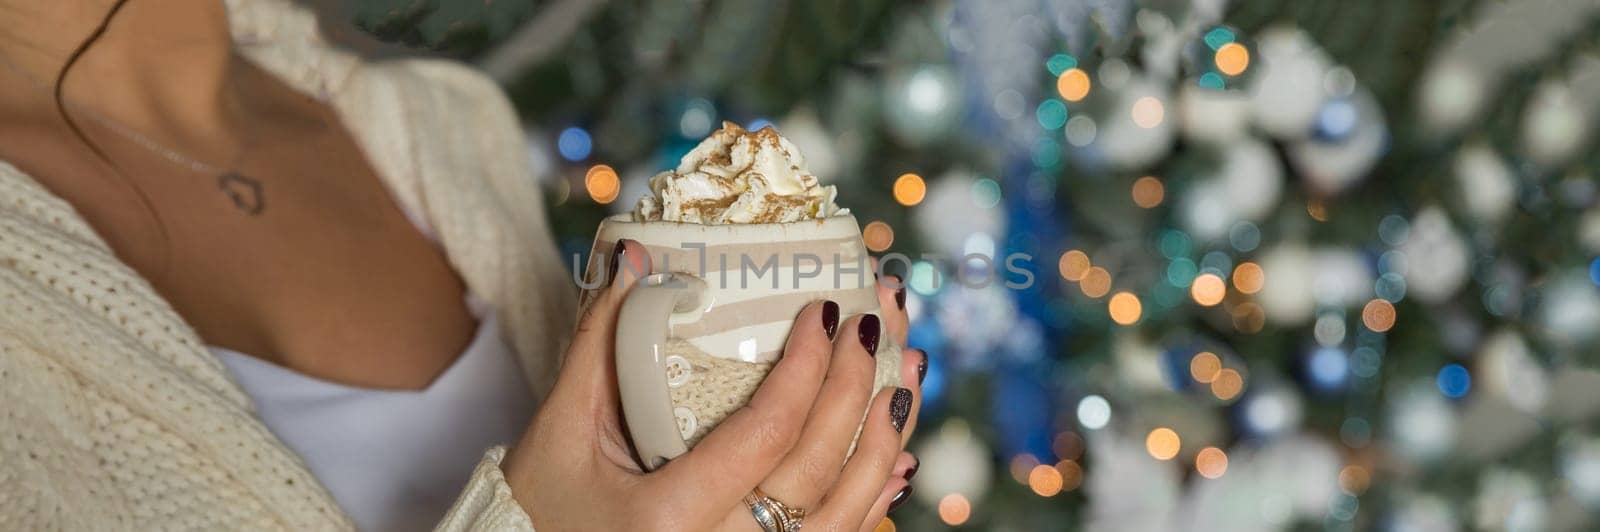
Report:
916,353,928,386
890,387,912,433
859,314,881,356
821,300,840,340
889,485,913,512
891,274,906,310
905,456,920,481
607,240,626,285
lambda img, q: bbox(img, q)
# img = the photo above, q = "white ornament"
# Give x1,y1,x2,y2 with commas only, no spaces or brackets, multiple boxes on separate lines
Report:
1113,332,1168,392
883,65,961,147
1401,207,1471,304
1312,248,1374,309
1177,83,1251,145
1256,244,1372,326
1249,27,1332,139
1454,142,1517,225
1180,179,1233,242
1561,436,1600,509
1243,383,1304,438
1098,77,1175,170
1253,435,1342,520
1221,139,1284,223
776,106,840,181
1288,89,1387,195
937,284,1021,363
1388,381,1458,463
1521,79,1590,166
1083,430,1180,532
1536,272,1600,349
1478,330,1549,414
1419,59,1488,135
1473,468,1547,532
914,169,1003,257
911,419,993,504
1258,243,1316,325
1390,493,1461,532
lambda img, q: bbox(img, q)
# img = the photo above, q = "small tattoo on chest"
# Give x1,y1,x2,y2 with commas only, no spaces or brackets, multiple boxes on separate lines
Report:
218,172,265,215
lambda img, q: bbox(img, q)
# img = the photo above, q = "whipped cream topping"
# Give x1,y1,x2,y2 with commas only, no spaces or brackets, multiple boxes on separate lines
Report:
634,122,847,224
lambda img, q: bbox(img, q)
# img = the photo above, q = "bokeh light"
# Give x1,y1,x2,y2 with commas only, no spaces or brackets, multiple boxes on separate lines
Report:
893,173,927,206
1046,53,1077,76
1057,68,1091,102
1059,250,1091,281
1231,302,1266,333
1009,454,1040,484
1081,267,1112,298
1146,428,1181,460
1211,368,1244,400
1215,42,1250,76
584,164,620,204
1233,262,1265,294
1437,364,1471,398
1308,199,1330,221
1191,273,1226,306
1190,352,1222,383
1339,465,1371,495
1028,464,1064,496
557,126,592,161
1053,432,1084,461
1109,292,1143,325
1362,299,1397,332
1037,99,1068,130
1056,460,1084,492
863,221,895,252
1132,176,1164,208
1196,447,1228,479
1203,27,1235,50
1131,96,1165,128
938,494,971,526
972,178,1002,208
1077,395,1111,430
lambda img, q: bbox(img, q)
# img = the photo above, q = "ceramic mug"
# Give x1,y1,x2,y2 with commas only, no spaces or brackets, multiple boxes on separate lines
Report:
582,214,902,470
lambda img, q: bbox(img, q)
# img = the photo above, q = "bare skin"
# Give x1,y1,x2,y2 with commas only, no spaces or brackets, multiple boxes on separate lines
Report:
0,0,475,389
0,1,924,529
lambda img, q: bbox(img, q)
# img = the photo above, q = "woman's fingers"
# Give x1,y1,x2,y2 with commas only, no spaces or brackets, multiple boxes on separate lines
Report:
897,349,926,445
857,477,912,532
808,386,913,529
890,451,918,480
758,313,881,508
875,274,910,348
544,239,650,409
645,299,836,528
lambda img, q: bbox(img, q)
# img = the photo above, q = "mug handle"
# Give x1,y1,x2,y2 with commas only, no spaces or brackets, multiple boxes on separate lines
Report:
615,272,707,470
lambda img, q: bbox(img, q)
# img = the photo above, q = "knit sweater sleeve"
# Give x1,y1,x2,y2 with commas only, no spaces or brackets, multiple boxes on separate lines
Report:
434,447,536,531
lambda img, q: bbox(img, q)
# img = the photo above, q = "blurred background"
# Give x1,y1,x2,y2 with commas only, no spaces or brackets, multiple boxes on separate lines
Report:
323,0,1600,530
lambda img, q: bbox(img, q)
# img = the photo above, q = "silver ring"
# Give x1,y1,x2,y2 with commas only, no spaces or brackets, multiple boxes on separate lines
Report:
744,488,804,532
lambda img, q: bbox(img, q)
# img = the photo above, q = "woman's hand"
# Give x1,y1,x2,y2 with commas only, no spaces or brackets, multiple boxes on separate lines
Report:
501,240,924,531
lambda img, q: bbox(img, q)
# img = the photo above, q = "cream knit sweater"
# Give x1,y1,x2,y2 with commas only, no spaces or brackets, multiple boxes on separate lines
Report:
0,0,577,529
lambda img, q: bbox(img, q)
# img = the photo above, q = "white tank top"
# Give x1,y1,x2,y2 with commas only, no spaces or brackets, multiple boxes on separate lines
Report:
213,305,536,532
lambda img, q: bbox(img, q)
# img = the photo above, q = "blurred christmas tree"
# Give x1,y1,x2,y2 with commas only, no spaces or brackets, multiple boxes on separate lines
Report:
350,0,1600,530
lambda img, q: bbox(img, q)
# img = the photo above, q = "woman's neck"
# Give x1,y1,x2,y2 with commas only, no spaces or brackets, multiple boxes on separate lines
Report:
0,0,248,147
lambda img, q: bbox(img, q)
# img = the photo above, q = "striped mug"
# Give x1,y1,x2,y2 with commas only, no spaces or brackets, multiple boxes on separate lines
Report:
583,214,902,470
